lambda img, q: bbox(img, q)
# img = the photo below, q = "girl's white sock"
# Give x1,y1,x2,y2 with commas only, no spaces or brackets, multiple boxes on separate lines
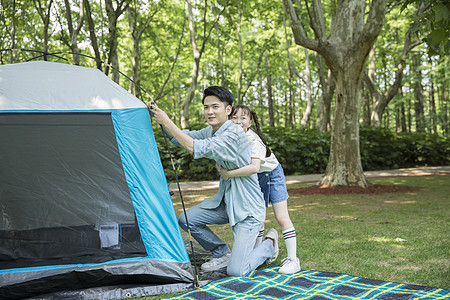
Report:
282,227,297,259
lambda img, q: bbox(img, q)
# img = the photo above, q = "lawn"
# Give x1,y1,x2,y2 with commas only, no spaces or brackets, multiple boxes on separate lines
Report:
144,174,449,299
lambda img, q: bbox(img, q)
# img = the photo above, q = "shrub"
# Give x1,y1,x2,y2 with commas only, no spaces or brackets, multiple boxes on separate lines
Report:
360,127,403,170
262,127,330,175
153,125,449,181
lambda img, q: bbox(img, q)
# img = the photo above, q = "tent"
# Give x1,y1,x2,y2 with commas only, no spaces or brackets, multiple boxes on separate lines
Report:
0,61,193,299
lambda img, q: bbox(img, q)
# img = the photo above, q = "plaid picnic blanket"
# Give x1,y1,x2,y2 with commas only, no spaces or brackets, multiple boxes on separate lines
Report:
167,267,449,299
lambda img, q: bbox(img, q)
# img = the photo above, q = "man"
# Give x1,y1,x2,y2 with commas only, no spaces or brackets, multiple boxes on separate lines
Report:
148,86,278,276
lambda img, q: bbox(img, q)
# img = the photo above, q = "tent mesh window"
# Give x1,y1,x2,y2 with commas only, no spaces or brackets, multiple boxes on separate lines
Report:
0,113,147,269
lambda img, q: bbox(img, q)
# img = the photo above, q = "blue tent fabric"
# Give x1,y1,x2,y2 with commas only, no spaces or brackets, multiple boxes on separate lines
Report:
112,108,189,263
168,268,449,299
0,61,193,298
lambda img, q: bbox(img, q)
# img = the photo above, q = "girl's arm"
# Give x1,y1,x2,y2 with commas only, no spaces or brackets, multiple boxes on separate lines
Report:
216,158,261,180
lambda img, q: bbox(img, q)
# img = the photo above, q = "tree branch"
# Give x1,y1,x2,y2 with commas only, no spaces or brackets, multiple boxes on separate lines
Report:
360,0,387,47
283,14,307,84
311,0,326,40
282,0,319,51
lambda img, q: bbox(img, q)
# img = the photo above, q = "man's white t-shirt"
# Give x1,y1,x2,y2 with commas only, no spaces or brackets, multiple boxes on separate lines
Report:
246,129,279,173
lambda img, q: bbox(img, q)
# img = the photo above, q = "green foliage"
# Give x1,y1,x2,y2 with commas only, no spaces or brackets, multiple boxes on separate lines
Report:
154,126,449,181
360,127,403,170
360,127,450,170
401,0,450,55
262,127,330,175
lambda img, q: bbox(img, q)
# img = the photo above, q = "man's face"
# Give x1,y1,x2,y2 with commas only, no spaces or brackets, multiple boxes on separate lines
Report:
203,95,231,132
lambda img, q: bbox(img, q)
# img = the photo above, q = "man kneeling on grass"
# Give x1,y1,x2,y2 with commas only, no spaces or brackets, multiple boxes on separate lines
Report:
148,86,278,276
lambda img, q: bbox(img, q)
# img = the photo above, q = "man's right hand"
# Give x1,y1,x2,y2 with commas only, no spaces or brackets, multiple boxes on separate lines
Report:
147,101,170,126
146,101,155,117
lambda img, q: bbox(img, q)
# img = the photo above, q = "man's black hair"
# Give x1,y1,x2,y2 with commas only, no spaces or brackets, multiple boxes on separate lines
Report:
202,86,234,107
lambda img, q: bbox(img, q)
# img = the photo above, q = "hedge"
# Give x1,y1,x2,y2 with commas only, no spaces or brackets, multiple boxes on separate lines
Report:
152,125,450,181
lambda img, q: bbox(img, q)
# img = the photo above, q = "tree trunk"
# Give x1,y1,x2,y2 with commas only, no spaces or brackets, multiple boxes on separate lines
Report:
284,92,288,127
283,0,386,187
398,86,407,132
366,3,424,127
412,55,425,132
300,48,313,128
42,5,50,59
395,103,400,132
362,89,371,127
267,70,274,127
10,0,16,63
237,0,242,104
84,0,102,70
127,2,153,99
367,32,417,127
282,0,387,181
315,53,335,132
428,58,437,133
213,5,225,87
130,38,141,98
430,80,437,134
181,0,201,128
181,0,224,127
320,70,368,187
181,58,199,128
34,0,53,60
288,64,294,127
64,0,84,65
442,69,449,136
258,76,264,127
365,43,375,126
105,0,128,83
407,91,412,132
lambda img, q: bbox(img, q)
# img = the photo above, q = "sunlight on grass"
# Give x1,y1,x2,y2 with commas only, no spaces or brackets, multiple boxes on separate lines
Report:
384,200,417,204
323,215,358,220
368,237,407,243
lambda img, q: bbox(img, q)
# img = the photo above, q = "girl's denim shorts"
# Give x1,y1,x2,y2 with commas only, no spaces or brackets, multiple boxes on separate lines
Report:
257,163,289,207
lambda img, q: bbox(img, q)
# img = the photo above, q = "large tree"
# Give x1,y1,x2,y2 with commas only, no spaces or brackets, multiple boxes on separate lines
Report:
283,0,387,187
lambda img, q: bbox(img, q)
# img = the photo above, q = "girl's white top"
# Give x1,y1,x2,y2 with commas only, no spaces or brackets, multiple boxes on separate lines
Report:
247,129,279,173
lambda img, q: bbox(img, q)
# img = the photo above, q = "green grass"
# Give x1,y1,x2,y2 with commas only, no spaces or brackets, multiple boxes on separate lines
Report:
144,174,450,299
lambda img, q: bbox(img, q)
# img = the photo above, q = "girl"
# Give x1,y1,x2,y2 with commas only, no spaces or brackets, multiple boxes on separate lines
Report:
217,105,301,274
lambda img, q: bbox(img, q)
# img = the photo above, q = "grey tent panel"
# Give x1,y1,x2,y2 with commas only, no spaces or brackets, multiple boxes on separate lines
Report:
0,113,147,270
0,113,135,231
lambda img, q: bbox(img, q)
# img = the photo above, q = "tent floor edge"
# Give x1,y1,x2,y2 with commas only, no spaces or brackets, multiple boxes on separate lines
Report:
0,260,194,299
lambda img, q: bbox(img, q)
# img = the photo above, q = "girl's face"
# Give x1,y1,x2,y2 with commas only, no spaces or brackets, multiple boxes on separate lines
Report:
230,108,252,132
